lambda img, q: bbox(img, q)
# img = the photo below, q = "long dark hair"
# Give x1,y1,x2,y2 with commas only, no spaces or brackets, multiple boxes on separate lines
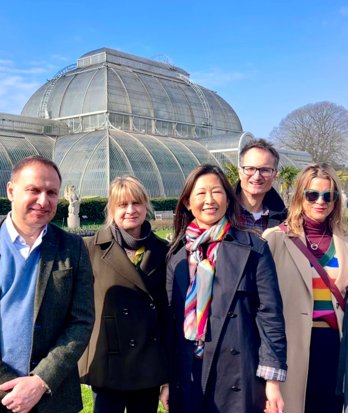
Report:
169,164,240,256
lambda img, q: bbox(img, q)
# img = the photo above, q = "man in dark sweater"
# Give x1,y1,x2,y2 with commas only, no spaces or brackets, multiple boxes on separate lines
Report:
0,156,94,413
235,139,287,233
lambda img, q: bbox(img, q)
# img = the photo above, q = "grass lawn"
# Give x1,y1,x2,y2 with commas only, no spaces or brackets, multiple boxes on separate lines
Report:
154,229,172,240
80,385,167,412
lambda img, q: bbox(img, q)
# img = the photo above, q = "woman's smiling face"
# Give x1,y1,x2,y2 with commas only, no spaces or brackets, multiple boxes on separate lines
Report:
185,173,228,229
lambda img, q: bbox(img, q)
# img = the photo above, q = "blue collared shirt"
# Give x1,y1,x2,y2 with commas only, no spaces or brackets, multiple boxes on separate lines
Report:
5,213,47,259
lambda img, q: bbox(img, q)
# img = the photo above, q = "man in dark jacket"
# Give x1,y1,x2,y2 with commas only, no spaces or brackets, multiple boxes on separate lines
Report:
236,139,287,233
0,156,94,413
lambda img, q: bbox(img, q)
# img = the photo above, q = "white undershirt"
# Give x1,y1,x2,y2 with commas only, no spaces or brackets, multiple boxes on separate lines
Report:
251,211,263,221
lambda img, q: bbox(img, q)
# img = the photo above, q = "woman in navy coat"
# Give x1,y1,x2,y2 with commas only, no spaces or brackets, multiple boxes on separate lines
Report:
166,164,287,413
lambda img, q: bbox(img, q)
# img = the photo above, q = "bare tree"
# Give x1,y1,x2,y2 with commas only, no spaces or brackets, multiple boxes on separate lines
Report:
271,101,348,165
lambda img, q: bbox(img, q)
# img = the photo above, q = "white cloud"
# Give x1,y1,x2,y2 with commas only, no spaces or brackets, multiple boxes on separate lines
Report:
0,66,47,75
190,67,252,89
0,59,50,114
50,54,69,61
339,6,348,15
0,59,14,66
0,59,47,75
0,74,42,114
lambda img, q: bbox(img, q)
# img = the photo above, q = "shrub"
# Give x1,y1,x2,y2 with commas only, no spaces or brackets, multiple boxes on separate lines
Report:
0,196,178,225
0,198,11,215
150,197,177,213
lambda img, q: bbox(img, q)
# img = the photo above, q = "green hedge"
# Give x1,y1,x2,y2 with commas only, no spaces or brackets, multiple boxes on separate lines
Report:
0,197,177,224
150,197,178,212
0,198,11,215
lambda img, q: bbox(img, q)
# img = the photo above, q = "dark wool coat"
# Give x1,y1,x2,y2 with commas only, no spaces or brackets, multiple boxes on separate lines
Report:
167,227,287,413
339,301,348,412
0,222,95,413
79,227,169,390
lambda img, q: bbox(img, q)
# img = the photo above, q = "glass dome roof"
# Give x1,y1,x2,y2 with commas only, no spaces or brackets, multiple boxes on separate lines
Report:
0,48,312,200
22,48,242,138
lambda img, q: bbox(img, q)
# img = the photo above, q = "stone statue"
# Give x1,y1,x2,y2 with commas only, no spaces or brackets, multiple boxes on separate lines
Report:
64,184,80,228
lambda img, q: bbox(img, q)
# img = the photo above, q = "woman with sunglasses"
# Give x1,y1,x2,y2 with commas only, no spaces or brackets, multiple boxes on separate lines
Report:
263,163,348,413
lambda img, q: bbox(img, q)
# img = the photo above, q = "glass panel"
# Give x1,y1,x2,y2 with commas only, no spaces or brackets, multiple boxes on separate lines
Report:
160,79,193,124
140,75,175,121
109,113,131,131
0,149,12,197
110,131,161,197
83,70,107,113
46,76,72,118
135,135,184,197
117,71,153,118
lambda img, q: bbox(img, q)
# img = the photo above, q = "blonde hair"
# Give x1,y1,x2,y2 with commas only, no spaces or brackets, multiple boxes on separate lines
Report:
287,163,345,236
105,176,153,228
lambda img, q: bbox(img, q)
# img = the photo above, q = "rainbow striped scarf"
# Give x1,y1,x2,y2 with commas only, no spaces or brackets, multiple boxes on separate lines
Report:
184,216,230,357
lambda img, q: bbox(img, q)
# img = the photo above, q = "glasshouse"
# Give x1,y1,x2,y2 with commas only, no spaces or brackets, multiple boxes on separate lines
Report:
0,47,311,198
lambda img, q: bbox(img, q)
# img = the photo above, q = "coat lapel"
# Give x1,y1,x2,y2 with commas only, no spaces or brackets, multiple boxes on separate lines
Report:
34,226,57,321
283,234,313,295
203,238,251,386
96,228,148,293
175,247,191,300
212,242,250,321
139,235,167,276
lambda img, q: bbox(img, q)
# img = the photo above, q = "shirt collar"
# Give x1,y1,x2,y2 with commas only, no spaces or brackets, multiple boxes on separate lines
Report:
241,204,270,217
5,212,48,245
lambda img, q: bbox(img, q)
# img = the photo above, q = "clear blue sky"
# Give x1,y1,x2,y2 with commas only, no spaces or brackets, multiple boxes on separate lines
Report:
0,0,347,138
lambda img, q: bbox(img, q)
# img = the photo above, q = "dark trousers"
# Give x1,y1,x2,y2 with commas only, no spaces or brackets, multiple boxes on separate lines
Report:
93,386,159,413
189,357,205,413
305,327,343,413
175,357,204,413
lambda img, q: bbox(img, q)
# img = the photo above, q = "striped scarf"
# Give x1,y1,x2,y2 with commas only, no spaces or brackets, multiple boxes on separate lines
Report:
312,239,339,329
184,216,230,357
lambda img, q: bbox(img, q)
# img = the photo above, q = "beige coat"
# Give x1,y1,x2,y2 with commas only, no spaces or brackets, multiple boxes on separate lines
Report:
263,226,348,413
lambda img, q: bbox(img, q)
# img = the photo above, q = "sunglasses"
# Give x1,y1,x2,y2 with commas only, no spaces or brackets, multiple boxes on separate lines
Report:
304,190,339,203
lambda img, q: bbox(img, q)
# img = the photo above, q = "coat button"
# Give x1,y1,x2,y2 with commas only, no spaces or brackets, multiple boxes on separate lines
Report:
149,302,156,310
227,311,237,318
230,348,239,355
129,339,136,347
122,308,129,315
231,385,241,391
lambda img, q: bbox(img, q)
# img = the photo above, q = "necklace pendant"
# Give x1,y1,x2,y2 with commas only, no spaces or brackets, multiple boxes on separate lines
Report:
310,243,319,250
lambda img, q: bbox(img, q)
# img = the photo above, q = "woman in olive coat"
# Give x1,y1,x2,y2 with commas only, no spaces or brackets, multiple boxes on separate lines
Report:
79,176,168,413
